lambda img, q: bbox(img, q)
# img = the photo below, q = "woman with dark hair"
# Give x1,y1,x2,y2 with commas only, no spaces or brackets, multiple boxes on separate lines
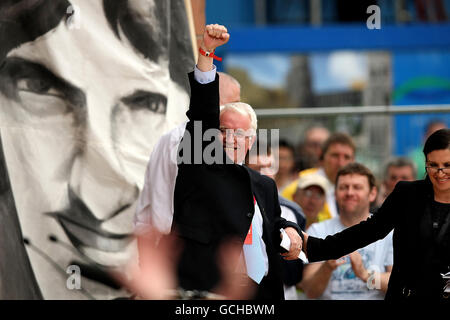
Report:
303,129,450,301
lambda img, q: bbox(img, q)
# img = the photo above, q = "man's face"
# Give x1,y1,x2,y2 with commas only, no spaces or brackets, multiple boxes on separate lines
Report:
219,109,254,163
0,0,189,283
293,185,325,221
304,128,329,159
384,165,415,195
322,143,354,183
336,174,376,217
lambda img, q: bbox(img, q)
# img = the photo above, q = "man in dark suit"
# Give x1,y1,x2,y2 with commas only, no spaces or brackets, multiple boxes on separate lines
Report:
174,24,304,299
137,24,303,300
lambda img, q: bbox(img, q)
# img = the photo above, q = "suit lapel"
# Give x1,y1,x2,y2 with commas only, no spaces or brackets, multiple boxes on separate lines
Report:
244,166,266,213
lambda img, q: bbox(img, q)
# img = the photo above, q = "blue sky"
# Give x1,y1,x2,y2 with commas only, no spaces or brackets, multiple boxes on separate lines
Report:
225,53,291,88
225,51,368,93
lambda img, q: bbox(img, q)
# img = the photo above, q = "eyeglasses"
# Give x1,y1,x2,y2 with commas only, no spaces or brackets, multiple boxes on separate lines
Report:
425,166,450,175
301,189,325,200
220,128,254,139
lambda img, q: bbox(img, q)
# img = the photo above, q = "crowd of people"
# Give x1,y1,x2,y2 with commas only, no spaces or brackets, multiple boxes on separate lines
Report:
132,24,449,302
1,0,447,304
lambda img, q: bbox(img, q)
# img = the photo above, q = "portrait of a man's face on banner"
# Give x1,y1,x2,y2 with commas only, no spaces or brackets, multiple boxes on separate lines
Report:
0,0,194,299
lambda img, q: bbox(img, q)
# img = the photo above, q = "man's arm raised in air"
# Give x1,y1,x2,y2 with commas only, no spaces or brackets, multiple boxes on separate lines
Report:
197,24,229,72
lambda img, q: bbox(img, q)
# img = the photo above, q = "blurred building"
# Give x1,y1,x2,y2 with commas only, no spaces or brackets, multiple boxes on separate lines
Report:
207,0,450,177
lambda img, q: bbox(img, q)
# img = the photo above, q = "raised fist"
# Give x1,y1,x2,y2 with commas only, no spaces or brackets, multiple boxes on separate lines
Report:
202,24,230,52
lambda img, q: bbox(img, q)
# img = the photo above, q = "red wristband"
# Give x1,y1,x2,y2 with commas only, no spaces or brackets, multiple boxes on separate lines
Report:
199,47,222,61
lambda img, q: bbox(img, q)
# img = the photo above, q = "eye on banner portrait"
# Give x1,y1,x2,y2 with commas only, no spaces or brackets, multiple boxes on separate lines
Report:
0,0,195,299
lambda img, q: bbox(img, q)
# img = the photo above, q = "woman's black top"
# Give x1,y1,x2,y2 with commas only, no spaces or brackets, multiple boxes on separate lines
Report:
306,179,450,301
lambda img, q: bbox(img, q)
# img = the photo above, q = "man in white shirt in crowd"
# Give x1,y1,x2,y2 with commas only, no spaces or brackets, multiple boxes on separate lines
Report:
299,163,393,300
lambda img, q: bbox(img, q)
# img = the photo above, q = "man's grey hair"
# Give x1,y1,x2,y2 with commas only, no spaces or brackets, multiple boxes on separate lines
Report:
384,157,417,180
220,102,257,134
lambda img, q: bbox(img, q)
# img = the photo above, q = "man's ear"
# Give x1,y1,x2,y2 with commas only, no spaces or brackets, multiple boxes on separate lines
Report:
369,186,377,203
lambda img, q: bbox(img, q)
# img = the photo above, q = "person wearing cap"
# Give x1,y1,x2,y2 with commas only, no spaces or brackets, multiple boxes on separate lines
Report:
292,174,329,230
298,163,393,300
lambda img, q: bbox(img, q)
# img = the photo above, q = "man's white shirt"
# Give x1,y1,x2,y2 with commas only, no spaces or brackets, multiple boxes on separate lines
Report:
306,216,393,300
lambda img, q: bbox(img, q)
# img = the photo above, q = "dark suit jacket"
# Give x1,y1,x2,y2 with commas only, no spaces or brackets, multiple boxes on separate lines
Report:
307,178,450,301
172,71,300,299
